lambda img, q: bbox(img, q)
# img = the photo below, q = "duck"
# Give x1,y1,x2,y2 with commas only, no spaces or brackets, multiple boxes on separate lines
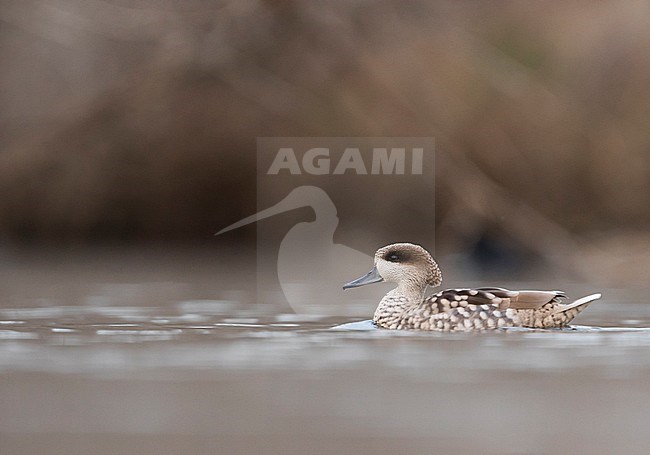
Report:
343,243,601,331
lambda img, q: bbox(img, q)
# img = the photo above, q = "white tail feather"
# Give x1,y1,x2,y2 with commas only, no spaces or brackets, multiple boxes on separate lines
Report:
552,293,602,314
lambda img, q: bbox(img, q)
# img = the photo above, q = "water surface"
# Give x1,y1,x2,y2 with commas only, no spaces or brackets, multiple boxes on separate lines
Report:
2,300,650,454
1,253,649,454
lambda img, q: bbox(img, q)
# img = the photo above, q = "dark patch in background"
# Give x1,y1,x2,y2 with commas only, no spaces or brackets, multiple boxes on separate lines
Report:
1,1,649,282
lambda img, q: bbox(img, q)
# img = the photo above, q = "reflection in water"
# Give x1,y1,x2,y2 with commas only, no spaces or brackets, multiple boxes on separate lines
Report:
1,291,650,454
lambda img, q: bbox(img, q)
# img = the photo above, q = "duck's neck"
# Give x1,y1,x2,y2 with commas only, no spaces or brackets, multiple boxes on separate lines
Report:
373,280,428,326
395,280,428,302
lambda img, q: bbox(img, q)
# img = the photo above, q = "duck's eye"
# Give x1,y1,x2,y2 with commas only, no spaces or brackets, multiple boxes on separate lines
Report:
386,253,401,262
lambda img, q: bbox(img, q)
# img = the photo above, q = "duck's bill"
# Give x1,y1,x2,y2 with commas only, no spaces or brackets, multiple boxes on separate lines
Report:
343,266,384,289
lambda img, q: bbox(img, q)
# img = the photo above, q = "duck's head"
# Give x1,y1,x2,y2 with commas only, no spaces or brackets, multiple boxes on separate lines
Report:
343,243,442,291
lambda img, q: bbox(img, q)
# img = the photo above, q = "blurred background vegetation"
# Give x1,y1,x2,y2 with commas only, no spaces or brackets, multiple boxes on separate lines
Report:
1,0,649,286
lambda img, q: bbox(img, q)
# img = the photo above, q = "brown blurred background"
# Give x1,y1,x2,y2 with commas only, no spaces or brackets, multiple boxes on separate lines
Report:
1,0,649,286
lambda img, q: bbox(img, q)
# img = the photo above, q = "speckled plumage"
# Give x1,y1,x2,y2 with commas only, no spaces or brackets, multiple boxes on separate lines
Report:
345,243,601,332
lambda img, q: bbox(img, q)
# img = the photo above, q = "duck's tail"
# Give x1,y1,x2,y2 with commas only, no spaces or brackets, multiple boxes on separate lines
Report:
545,293,602,327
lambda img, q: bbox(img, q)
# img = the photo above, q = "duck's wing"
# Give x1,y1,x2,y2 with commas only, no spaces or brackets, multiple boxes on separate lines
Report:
474,287,566,310
425,287,566,311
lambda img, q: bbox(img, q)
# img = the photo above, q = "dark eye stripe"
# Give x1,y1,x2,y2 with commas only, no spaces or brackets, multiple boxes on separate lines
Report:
386,252,401,262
